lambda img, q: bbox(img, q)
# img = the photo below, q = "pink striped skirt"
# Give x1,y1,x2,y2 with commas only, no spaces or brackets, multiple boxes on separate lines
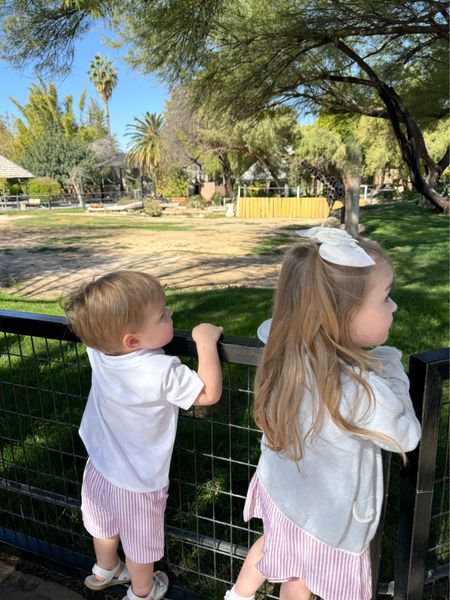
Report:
81,460,168,564
244,474,372,600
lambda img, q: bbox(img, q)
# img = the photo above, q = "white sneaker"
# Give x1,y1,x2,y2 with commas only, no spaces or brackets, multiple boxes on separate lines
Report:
124,571,169,600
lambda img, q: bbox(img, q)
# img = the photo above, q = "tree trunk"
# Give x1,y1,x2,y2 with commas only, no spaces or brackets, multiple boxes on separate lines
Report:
343,172,361,236
218,151,235,200
335,42,449,213
104,99,111,136
377,83,449,213
71,175,85,208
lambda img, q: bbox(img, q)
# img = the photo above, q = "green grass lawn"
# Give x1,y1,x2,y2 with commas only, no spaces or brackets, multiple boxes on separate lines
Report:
0,208,194,231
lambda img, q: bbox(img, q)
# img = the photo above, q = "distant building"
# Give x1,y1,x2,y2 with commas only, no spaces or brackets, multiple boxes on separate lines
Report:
0,155,34,191
238,162,287,185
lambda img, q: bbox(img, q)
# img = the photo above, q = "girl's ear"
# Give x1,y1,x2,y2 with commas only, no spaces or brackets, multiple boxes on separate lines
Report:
122,333,142,351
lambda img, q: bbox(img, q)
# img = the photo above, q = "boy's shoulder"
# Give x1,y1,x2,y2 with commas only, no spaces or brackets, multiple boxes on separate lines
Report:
87,347,181,370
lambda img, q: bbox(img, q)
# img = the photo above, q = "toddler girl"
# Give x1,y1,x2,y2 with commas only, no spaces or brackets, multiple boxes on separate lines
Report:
226,227,421,600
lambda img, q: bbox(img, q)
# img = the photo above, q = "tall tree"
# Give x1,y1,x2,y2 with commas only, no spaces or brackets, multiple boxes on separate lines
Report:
120,0,449,212
126,112,165,186
79,97,108,141
22,129,92,187
292,122,363,234
9,80,83,162
162,87,298,199
6,79,107,203
87,54,118,135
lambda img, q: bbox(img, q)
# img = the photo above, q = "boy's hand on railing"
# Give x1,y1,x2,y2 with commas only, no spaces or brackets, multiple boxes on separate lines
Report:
192,323,223,346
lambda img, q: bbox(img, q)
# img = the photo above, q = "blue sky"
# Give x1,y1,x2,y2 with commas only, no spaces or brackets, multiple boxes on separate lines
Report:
0,25,169,150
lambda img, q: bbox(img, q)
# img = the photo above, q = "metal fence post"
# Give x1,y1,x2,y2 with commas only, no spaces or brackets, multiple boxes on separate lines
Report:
394,349,449,599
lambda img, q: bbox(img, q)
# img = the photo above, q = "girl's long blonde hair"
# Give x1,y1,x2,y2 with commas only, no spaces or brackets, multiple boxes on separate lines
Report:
254,237,399,461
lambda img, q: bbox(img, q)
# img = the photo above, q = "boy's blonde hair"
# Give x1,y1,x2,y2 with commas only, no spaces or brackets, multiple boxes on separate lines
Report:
61,271,165,354
254,237,400,461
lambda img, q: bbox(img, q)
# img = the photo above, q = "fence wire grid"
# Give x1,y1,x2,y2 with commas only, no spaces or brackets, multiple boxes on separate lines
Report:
0,312,448,600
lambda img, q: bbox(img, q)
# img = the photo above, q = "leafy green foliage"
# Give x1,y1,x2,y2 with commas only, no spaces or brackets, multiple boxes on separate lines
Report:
186,194,205,208
2,0,448,208
79,97,108,141
22,130,93,184
143,197,163,216
119,0,449,209
0,177,22,195
10,80,79,155
5,79,108,186
158,170,188,197
28,177,61,195
161,87,298,199
210,191,224,205
87,54,117,103
126,111,165,178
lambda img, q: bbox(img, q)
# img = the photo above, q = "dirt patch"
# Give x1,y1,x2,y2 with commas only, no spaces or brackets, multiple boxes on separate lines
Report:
0,213,322,298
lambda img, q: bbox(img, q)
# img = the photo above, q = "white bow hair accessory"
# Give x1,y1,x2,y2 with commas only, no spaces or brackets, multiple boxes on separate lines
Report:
295,226,375,267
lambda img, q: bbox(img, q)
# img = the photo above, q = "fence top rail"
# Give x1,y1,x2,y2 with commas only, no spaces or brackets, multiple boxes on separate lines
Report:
1,310,448,370
409,347,449,380
0,310,264,367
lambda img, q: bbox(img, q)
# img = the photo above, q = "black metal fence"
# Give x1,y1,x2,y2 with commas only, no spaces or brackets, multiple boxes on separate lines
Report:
0,191,130,211
0,310,448,600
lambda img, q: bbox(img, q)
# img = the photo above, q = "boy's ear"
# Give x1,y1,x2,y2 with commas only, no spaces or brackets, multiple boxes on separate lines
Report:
122,333,142,351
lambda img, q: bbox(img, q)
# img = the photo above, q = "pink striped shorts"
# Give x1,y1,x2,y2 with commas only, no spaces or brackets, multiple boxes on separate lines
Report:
81,460,168,564
244,474,372,600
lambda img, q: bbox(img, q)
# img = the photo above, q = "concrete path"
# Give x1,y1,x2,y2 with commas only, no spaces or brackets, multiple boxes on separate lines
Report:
0,561,182,600
0,560,84,600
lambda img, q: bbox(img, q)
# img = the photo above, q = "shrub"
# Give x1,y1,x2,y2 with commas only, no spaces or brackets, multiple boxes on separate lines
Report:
143,198,162,216
0,178,24,195
158,172,189,198
29,177,61,196
211,192,224,206
8,182,24,195
186,194,205,208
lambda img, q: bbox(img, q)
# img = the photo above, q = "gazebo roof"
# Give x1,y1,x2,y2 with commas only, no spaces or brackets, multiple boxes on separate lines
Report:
239,162,287,182
0,155,34,179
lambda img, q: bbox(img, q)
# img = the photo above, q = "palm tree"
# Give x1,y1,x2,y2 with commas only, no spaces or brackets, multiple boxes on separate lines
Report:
126,112,165,189
87,54,118,136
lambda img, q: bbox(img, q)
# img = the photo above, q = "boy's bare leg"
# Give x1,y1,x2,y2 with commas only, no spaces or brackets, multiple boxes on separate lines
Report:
125,558,154,598
234,536,267,597
93,535,120,579
279,578,311,600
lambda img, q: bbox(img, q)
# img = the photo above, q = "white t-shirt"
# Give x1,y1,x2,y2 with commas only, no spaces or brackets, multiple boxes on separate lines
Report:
79,347,204,492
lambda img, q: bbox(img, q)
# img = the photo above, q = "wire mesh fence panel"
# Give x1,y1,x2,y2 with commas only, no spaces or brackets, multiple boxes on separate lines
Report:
0,312,448,600
0,315,277,598
163,360,281,599
0,331,91,556
422,377,449,600
394,349,449,600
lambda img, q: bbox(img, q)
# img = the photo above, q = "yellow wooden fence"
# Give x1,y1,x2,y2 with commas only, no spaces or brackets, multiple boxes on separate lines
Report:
236,196,330,219
236,196,368,219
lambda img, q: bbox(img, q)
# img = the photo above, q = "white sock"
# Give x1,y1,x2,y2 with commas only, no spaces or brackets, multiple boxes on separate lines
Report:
225,586,256,600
